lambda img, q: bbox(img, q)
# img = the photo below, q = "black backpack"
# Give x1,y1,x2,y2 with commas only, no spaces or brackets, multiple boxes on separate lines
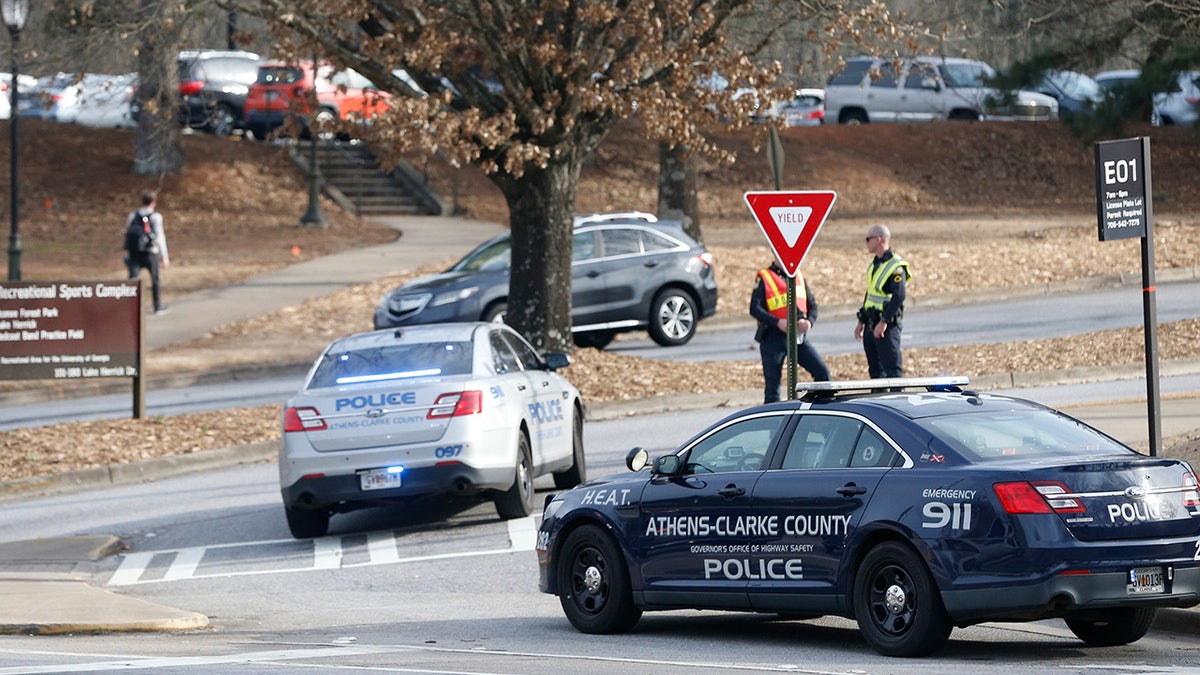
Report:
124,212,155,254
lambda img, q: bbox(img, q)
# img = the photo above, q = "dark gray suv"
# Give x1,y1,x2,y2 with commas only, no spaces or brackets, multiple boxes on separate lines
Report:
177,49,261,136
373,213,719,348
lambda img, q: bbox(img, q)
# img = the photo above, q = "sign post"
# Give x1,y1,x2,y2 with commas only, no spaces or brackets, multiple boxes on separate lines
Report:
1094,136,1159,456
744,190,837,399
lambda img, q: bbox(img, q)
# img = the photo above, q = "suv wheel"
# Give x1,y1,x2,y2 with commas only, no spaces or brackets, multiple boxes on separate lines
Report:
482,301,507,323
207,103,237,136
840,109,868,125
648,289,698,347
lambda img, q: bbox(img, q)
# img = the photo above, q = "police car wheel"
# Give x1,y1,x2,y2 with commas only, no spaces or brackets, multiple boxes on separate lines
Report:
1064,607,1156,646
285,507,330,539
648,289,697,347
853,541,952,657
553,407,586,489
495,433,534,519
557,524,642,634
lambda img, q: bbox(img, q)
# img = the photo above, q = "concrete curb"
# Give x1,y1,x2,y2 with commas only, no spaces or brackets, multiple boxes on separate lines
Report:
0,573,210,635
6,357,1200,502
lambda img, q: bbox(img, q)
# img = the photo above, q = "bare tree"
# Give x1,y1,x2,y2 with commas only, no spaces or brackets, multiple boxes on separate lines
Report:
132,0,184,176
219,0,932,351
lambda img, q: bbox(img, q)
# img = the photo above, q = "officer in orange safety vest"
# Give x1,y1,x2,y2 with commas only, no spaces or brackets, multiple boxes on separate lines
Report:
749,261,831,404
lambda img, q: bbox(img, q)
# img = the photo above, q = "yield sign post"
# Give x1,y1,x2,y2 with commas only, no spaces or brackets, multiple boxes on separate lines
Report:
744,190,838,400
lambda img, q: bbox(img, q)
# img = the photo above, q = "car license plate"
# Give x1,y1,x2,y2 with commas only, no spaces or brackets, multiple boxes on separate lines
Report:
1127,566,1164,595
359,468,401,491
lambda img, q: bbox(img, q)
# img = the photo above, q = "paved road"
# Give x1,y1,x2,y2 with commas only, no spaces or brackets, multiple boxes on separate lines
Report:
611,275,1200,362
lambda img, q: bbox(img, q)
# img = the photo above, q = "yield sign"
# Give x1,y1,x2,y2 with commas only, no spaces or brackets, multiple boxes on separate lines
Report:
743,190,837,277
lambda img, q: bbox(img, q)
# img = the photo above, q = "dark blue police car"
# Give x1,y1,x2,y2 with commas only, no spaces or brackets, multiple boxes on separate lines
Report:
536,377,1200,657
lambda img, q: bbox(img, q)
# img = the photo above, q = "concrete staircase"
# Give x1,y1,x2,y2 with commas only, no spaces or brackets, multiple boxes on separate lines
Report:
290,141,448,217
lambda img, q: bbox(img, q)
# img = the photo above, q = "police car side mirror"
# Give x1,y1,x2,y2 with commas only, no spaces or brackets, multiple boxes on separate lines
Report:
653,454,682,476
626,447,648,471
544,352,570,371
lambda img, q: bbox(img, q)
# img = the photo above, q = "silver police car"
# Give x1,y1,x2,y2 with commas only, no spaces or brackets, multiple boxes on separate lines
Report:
281,322,584,538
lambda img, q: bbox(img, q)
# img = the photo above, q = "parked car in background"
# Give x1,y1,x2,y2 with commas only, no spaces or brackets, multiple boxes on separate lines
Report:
279,322,584,538
373,212,719,349
16,72,79,120
0,73,37,120
243,60,390,140
177,49,261,136
1094,68,1200,126
17,72,137,127
1033,69,1103,118
824,56,1058,124
772,87,825,127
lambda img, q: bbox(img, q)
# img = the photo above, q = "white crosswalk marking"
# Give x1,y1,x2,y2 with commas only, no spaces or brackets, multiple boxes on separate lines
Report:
312,536,342,569
107,551,153,587
163,547,205,581
367,531,400,564
106,516,540,586
508,516,537,551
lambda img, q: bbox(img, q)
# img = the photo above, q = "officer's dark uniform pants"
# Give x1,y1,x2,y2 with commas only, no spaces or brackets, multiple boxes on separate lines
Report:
127,252,164,311
863,322,903,378
760,330,831,404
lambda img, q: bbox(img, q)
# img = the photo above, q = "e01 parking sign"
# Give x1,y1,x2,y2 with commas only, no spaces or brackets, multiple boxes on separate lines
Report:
1094,137,1150,241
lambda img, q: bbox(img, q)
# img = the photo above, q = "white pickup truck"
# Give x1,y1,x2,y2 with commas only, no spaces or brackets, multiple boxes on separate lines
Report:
824,55,1058,124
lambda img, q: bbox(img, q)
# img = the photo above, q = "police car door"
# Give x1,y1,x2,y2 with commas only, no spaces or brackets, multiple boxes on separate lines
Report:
633,412,787,610
485,329,542,446
497,329,571,464
747,412,891,614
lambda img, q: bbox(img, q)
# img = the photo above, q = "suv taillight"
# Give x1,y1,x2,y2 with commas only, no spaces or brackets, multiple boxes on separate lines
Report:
697,252,714,268
179,81,204,96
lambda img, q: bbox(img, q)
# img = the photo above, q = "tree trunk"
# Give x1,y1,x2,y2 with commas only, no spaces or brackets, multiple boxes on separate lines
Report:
494,155,582,355
658,142,702,244
133,0,183,177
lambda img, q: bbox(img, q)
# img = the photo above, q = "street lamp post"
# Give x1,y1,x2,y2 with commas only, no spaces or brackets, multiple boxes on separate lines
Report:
300,53,327,228
2,0,27,281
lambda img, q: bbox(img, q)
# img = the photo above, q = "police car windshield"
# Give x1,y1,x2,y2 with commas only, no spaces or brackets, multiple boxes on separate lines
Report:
308,342,473,389
917,410,1131,462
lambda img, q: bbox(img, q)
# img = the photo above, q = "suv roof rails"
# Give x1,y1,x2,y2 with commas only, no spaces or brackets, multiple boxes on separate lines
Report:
797,376,970,397
179,49,261,60
573,211,657,226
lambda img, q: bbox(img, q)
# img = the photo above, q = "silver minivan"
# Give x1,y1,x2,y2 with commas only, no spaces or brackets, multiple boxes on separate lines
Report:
824,56,1059,124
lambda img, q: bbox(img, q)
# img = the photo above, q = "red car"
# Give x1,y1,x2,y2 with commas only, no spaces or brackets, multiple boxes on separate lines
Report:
242,60,390,140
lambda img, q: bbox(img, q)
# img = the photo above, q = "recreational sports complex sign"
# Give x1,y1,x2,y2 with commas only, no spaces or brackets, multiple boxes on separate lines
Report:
0,281,141,381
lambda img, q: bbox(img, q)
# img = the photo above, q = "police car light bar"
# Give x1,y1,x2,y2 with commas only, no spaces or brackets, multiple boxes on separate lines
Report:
796,376,970,395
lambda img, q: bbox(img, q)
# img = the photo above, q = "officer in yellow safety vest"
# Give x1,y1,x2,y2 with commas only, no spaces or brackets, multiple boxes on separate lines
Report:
854,224,911,378
750,261,831,404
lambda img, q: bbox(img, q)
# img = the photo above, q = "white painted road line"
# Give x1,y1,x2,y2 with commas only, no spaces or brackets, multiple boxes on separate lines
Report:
106,517,540,587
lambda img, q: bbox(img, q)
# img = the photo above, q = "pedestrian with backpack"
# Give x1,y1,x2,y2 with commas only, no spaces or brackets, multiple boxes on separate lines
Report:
123,190,171,315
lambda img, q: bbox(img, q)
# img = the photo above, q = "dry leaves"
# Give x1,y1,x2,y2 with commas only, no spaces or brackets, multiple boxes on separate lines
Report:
4,119,1200,483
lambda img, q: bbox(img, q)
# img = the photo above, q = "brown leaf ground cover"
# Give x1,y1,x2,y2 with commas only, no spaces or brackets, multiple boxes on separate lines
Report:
1,119,1199,482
